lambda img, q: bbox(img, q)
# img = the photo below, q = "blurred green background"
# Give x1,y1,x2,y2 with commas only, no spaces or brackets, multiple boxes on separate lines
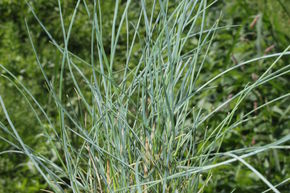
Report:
0,0,289,192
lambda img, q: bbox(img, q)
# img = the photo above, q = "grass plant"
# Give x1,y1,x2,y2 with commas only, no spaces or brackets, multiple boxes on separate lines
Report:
0,0,289,192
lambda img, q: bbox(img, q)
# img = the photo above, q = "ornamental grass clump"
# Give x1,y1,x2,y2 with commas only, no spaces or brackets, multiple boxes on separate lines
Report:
0,0,289,192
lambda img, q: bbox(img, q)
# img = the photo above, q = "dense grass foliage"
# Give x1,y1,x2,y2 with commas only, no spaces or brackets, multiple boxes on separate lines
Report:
0,0,289,192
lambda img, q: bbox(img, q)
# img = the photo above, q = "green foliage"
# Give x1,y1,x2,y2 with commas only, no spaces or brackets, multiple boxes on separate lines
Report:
0,0,289,192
